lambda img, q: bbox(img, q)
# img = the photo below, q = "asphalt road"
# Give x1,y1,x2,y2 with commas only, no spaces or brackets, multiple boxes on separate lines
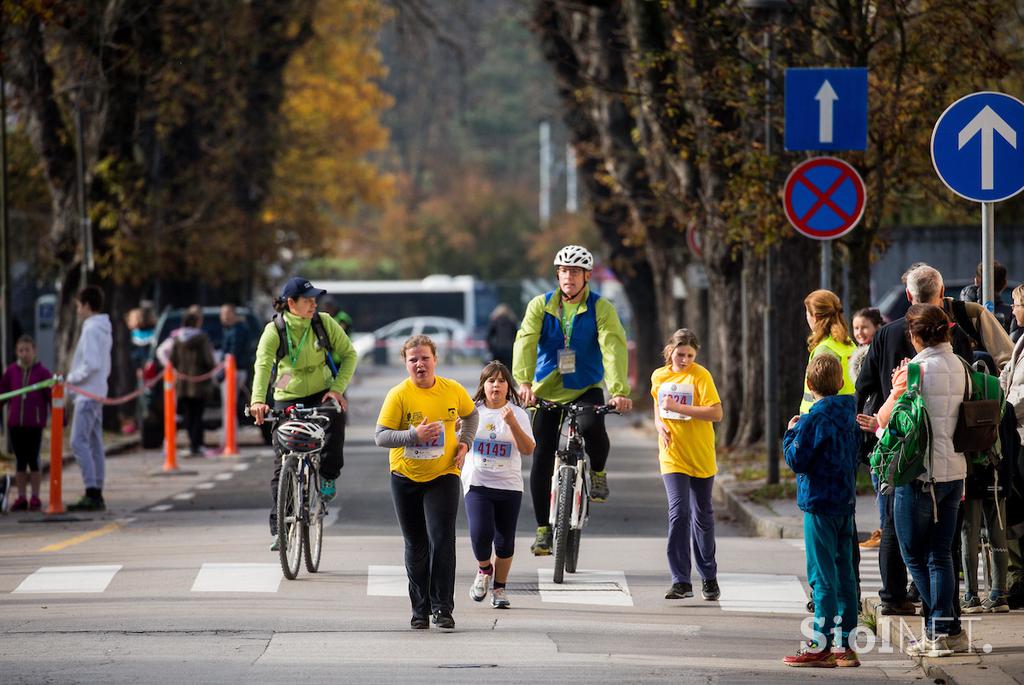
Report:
0,365,925,684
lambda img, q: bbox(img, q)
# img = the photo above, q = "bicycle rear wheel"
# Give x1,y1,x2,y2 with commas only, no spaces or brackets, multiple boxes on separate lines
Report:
303,468,323,573
552,466,573,584
277,456,303,580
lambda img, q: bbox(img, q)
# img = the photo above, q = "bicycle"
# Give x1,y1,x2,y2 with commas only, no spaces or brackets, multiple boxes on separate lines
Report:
246,403,338,580
536,399,620,584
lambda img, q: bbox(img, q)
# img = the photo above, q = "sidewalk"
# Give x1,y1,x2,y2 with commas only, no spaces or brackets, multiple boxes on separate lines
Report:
715,473,1024,684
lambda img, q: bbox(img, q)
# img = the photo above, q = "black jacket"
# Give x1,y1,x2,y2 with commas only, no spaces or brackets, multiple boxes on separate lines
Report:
855,316,973,414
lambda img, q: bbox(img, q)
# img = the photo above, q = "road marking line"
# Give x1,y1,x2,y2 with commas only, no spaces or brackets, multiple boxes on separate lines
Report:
214,473,234,481
195,482,216,490
172,492,195,501
367,565,408,597
537,569,633,606
39,522,122,552
191,563,281,593
149,504,173,512
717,572,808,614
14,565,122,593
232,463,250,472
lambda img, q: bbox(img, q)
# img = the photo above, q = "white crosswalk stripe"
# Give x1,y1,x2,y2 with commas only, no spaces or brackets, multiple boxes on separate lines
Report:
14,565,122,594
537,568,634,606
191,563,281,593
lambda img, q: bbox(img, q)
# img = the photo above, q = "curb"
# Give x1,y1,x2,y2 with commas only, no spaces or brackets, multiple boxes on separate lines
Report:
861,596,1017,685
712,476,803,539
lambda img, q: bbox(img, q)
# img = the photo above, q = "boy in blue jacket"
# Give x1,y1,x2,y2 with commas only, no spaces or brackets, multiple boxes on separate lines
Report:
782,354,861,668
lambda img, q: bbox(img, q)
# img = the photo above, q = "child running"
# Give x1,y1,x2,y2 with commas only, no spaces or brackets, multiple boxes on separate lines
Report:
651,329,723,601
783,354,861,668
0,336,52,511
462,361,535,609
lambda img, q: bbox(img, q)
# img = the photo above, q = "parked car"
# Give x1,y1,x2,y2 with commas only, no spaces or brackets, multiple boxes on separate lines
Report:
875,278,1018,323
350,316,476,365
140,306,263,449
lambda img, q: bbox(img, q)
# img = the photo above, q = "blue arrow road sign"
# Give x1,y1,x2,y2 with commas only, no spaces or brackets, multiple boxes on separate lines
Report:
931,91,1024,203
785,68,868,151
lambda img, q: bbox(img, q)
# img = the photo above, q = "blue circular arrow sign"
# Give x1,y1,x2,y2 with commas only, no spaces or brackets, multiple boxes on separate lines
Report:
932,91,1024,203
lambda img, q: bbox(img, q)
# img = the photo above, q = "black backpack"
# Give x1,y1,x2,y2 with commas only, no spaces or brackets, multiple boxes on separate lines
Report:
273,313,338,379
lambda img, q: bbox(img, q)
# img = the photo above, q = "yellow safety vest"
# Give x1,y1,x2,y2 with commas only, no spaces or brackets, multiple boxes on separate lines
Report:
799,336,857,414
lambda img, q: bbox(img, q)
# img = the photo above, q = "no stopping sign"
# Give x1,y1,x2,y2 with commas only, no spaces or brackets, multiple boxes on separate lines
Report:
783,157,865,240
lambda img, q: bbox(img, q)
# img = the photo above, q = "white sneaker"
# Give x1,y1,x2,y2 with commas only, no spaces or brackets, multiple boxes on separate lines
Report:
906,635,952,658
491,587,510,609
470,568,491,602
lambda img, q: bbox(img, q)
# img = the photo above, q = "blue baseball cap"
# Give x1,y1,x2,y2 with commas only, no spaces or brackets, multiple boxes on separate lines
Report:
280,277,326,301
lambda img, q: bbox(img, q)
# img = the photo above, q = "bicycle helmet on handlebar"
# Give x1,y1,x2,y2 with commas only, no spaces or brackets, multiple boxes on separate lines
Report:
553,245,594,271
273,420,326,454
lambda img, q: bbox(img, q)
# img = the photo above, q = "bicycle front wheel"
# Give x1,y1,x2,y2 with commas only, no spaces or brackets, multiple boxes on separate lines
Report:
277,456,303,580
552,466,573,584
565,529,581,573
303,469,323,573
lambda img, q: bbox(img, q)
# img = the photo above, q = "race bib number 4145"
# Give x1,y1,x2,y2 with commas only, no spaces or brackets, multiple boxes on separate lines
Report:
473,438,513,470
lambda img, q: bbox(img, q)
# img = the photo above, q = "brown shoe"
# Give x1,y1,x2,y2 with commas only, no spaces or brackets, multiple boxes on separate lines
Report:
859,529,882,549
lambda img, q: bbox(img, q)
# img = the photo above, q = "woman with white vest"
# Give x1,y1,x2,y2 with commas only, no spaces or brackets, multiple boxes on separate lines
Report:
875,303,967,657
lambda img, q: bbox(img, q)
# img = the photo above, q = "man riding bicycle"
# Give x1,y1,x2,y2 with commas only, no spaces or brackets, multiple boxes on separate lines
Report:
513,245,632,555
249,277,358,550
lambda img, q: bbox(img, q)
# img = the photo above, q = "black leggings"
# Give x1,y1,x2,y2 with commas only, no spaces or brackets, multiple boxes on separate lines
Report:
269,391,346,535
530,387,609,526
465,485,523,560
10,426,43,472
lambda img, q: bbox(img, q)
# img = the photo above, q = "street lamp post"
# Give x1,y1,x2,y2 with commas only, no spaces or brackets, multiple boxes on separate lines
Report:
743,0,788,485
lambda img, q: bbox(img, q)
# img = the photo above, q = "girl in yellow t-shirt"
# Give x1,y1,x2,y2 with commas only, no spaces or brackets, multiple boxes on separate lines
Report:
650,328,723,602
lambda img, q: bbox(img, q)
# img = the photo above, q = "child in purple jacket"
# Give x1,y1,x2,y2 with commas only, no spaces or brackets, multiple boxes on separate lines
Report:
0,336,52,511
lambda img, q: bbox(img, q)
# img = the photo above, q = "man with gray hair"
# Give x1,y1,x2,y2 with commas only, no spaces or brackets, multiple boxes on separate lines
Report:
855,262,974,615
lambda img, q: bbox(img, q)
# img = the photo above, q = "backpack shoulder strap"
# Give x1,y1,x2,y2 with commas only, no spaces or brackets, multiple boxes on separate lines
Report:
273,314,288,363
950,299,982,347
906,362,923,392
311,313,333,353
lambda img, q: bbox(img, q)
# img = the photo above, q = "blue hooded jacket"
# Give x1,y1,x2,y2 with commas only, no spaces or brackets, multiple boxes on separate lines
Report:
783,394,859,517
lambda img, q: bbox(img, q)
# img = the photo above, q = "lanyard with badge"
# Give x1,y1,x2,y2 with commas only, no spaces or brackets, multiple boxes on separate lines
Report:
276,323,310,389
558,301,577,374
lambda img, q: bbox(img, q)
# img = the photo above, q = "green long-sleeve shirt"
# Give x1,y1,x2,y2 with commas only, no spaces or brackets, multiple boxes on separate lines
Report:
250,311,357,404
512,286,631,403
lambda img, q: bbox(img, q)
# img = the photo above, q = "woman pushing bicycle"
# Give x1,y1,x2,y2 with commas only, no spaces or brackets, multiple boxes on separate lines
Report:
250,277,358,551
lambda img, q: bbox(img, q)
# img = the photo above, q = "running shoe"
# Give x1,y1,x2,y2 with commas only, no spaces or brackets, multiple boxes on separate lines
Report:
590,470,609,502
531,526,552,556
961,593,983,614
28,496,42,511
701,578,721,601
491,587,510,609
834,648,860,667
471,568,491,602
944,630,972,653
665,582,693,599
320,479,337,503
432,611,455,632
410,615,429,630
859,529,882,549
782,642,836,668
10,496,28,512
982,596,1010,613
0,474,10,512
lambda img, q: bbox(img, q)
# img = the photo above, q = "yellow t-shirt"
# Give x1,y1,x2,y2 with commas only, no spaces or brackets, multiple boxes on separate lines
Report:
376,376,476,482
650,363,721,477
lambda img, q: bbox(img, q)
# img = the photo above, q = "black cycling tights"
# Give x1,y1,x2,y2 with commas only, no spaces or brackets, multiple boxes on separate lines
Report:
529,387,609,527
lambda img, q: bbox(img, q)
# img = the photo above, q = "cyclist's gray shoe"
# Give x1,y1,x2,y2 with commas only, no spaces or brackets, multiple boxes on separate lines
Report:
531,526,553,556
491,587,511,609
432,611,455,632
590,470,609,502
270,538,280,552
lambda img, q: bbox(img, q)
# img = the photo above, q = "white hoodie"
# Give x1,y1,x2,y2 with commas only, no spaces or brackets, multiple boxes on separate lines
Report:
66,313,113,400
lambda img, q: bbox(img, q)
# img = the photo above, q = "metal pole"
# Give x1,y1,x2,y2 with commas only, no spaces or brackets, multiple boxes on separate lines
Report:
75,102,91,283
539,121,552,225
820,240,831,291
763,25,780,485
981,202,995,306
566,144,578,213
0,67,9,370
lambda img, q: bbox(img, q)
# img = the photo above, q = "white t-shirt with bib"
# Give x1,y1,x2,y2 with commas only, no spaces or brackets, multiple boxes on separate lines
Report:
460,402,532,494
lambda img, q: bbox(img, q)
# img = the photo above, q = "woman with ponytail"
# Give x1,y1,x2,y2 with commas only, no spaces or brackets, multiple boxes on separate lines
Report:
800,290,857,414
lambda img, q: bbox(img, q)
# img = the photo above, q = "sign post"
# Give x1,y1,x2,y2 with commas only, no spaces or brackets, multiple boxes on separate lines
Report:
931,91,1024,307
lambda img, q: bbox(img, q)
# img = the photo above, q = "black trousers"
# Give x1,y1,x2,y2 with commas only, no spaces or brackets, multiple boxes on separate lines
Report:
10,426,43,472
269,391,346,535
391,472,460,618
180,397,206,452
879,490,910,604
530,387,610,526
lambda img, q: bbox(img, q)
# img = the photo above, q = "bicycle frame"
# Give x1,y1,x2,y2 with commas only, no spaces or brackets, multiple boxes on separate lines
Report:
548,418,590,533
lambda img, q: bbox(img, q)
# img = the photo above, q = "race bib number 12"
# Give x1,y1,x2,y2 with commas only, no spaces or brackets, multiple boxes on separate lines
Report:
405,424,446,459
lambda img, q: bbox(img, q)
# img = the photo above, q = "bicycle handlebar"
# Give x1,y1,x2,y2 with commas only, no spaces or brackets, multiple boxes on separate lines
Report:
535,399,621,416
244,402,341,423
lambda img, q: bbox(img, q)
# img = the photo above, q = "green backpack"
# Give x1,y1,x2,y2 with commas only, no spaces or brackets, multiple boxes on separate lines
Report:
870,363,932,495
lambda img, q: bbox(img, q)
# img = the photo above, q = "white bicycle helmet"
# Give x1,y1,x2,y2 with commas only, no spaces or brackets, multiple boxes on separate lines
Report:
273,420,326,454
553,245,594,271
